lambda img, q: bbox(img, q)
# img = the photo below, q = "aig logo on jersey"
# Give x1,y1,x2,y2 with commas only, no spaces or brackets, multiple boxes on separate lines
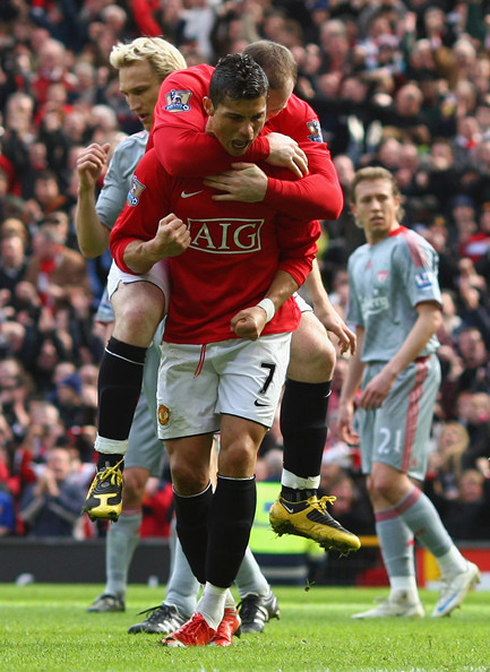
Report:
415,271,434,290
188,218,264,254
127,175,146,207
164,89,192,112
306,119,324,143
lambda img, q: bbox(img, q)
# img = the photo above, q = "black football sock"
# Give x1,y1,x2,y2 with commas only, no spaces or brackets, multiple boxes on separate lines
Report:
280,379,332,500
97,453,125,470
174,482,213,585
97,336,147,442
207,475,256,588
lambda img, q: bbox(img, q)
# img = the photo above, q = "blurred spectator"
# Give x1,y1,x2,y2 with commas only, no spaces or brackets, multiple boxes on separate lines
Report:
19,445,86,537
319,18,353,76
140,476,173,539
0,483,16,536
30,170,69,217
437,290,462,347
327,474,375,537
10,399,65,500
0,357,30,445
318,446,351,496
454,391,490,469
376,82,431,147
51,372,91,430
24,221,91,313
427,468,490,542
422,220,460,292
455,326,490,390
0,231,28,306
30,38,77,108
427,421,470,499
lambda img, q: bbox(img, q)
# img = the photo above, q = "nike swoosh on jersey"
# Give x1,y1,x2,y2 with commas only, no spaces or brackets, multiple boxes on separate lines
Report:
254,399,268,407
181,190,203,199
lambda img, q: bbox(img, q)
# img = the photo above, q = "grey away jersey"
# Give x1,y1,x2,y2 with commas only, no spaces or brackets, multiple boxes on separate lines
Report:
95,130,148,229
347,226,442,363
94,130,148,323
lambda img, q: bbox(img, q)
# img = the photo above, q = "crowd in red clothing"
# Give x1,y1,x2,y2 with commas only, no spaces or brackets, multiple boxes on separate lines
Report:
1,0,490,541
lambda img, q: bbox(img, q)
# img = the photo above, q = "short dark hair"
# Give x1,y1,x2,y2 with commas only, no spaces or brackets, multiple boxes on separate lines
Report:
209,53,269,108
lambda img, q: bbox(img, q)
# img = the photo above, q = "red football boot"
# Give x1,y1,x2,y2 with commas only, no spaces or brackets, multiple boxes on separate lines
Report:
161,612,217,647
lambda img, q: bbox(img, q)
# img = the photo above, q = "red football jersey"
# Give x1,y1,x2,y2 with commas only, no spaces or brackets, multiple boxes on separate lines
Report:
110,148,319,344
151,64,343,221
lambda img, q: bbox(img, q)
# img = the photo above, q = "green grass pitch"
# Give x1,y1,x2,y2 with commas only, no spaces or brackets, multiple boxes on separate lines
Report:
1,583,488,671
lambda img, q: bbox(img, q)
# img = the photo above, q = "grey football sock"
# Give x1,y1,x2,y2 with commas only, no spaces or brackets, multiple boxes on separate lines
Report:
235,546,271,599
164,537,200,619
105,511,141,598
376,510,415,580
375,508,418,597
395,487,466,572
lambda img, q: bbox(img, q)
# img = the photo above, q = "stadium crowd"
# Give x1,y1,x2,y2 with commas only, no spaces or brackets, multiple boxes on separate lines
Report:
0,0,490,551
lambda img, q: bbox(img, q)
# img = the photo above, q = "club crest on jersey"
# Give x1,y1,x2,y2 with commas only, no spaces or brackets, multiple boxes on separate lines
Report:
164,89,192,112
158,404,171,426
415,271,433,290
127,175,146,207
376,270,389,283
306,119,323,143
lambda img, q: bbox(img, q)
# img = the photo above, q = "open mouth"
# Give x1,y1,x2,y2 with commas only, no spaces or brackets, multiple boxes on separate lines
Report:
231,139,250,150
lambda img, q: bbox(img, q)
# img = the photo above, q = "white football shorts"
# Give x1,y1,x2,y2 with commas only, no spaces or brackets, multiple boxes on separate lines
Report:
106,259,170,310
156,333,292,440
294,292,313,313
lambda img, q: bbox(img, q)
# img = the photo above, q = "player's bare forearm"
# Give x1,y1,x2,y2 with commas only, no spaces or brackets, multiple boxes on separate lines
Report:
263,269,299,314
230,270,298,340
381,301,442,380
338,332,365,446
123,214,190,274
75,188,110,259
305,260,356,355
360,302,441,410
75,142,111,259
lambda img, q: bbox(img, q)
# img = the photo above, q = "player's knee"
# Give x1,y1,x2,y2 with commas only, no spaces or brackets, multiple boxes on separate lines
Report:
288,332,335,381
219,440,256,477
370,474,395,500
170,460,208,495
113,285,165,344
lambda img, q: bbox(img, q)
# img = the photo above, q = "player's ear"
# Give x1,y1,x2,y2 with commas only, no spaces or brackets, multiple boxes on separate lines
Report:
203,96,214,117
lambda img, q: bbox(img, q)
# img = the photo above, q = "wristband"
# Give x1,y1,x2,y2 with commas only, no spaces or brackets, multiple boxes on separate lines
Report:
257,298,276,323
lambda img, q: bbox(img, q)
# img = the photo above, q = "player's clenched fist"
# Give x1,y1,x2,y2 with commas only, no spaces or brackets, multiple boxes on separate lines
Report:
153,214,191,257
77,142,111,190
230,306,267,340
121,213,190,274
